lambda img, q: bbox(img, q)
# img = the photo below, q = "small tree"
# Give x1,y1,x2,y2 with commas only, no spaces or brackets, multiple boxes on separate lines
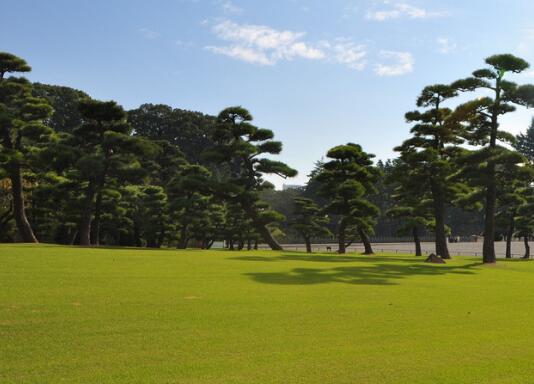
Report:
290,197,331,253
203,106,297,250
0,52,53,242
515,118,534,164
452,53,534,263
386,159,432,256
315,143,380,254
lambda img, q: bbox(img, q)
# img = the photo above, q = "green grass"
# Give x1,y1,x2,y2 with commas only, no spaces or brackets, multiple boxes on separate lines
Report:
2,244,534,383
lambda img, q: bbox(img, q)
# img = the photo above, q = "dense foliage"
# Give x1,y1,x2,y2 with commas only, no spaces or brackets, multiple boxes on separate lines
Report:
1,52,533,262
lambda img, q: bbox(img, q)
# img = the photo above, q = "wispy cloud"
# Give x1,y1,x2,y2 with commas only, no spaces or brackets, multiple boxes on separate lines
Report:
139,27,160,39
366,2,445,21
436,37,457,54
206,20,417,76
206,20,325,66
219,0,243,15
374,50,414,76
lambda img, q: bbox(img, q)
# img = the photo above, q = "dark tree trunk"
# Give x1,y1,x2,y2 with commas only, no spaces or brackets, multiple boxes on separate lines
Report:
431,182,450,259
133,221,142,247
523,236,530,259
358,227,374,254
229,239,234,250
242,202,283,251
413,226,422,256
79,181,95,246
177,223,189,249
207,240,214,249
157,222,166,248
247,238,252,250
304,236,312,253
237,240,244,250
8,165,38,243
69,230,79,245
338,218,347,254
254,240,258,250
482,165,497,263
506,212,515,259
91,190,103,246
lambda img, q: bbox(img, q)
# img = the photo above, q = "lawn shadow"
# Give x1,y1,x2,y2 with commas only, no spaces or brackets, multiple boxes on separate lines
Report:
230,253,425,264
236,253,481,286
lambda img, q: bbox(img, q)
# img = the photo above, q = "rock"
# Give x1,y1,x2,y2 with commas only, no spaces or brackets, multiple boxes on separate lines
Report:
425,253,446,264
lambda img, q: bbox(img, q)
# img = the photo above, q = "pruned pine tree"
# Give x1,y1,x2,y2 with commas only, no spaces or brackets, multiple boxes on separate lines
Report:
0,52,53,242
515,118,534,164
315,143,380,254
290,197,331,253
451,54,534,263
203,107,297,251
395,84,469,259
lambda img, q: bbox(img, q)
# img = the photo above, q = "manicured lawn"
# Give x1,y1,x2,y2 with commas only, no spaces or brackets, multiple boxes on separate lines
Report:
2,244,534,383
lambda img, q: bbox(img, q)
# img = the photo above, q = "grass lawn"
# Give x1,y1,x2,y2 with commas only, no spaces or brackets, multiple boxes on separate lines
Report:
2,245,534,383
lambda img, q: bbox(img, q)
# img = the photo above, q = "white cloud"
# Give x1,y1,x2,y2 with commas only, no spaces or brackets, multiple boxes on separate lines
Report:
139,28,160,39
375,50,414,76
206,20,325,66
436,37,457,54
220,1,243,15
366,2,445,21
325,39,367,70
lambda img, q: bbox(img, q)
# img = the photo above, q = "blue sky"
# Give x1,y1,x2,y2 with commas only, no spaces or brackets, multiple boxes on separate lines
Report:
2,0,534,187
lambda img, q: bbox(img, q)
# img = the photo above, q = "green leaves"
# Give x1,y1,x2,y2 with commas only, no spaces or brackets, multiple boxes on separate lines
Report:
0,52,31,79
485,54,530,74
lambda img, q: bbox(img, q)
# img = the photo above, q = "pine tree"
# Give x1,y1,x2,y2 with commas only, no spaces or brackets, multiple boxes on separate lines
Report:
0,52,53,242
314,143,380,254
395,84,468,259
452,54,533,263
290,197,331,253
203,106,297,251
515,118,534,164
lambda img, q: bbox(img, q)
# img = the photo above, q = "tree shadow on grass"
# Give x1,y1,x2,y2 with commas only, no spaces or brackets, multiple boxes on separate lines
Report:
240,255,481,286
230,253,426,264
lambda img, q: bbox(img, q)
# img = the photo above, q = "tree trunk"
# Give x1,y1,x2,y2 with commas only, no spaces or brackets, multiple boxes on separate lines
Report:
242,202,283,251
133,221,142,247
523,236,530,259
79,182,95,246
247,238,252,250
431,182,450,259
254,240,258,250
413,226,422,256
177,223,189,249
482,165,497,263
358,227,374,254
229,239,234,250
91,190,103,246
305,236,312,253
8,165,38,243
505,212,515,259
338,218,347,254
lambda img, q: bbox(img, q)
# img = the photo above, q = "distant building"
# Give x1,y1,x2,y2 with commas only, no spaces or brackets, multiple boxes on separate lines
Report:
282,184,304,191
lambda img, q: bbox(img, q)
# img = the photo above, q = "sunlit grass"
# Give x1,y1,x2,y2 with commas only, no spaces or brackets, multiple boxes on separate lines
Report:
2,244,534,383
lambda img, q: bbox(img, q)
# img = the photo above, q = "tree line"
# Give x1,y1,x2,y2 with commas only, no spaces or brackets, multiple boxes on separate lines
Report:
1,52,534,263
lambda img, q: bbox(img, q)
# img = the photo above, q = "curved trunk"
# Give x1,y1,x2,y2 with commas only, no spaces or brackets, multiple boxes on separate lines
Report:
523,236,530,259
358,227,374,255
241,202,283,251
413,226,422,256
505,212,515,259
8,165,38,243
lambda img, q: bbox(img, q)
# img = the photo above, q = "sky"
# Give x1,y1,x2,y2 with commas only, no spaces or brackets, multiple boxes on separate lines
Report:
2,0,534,188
